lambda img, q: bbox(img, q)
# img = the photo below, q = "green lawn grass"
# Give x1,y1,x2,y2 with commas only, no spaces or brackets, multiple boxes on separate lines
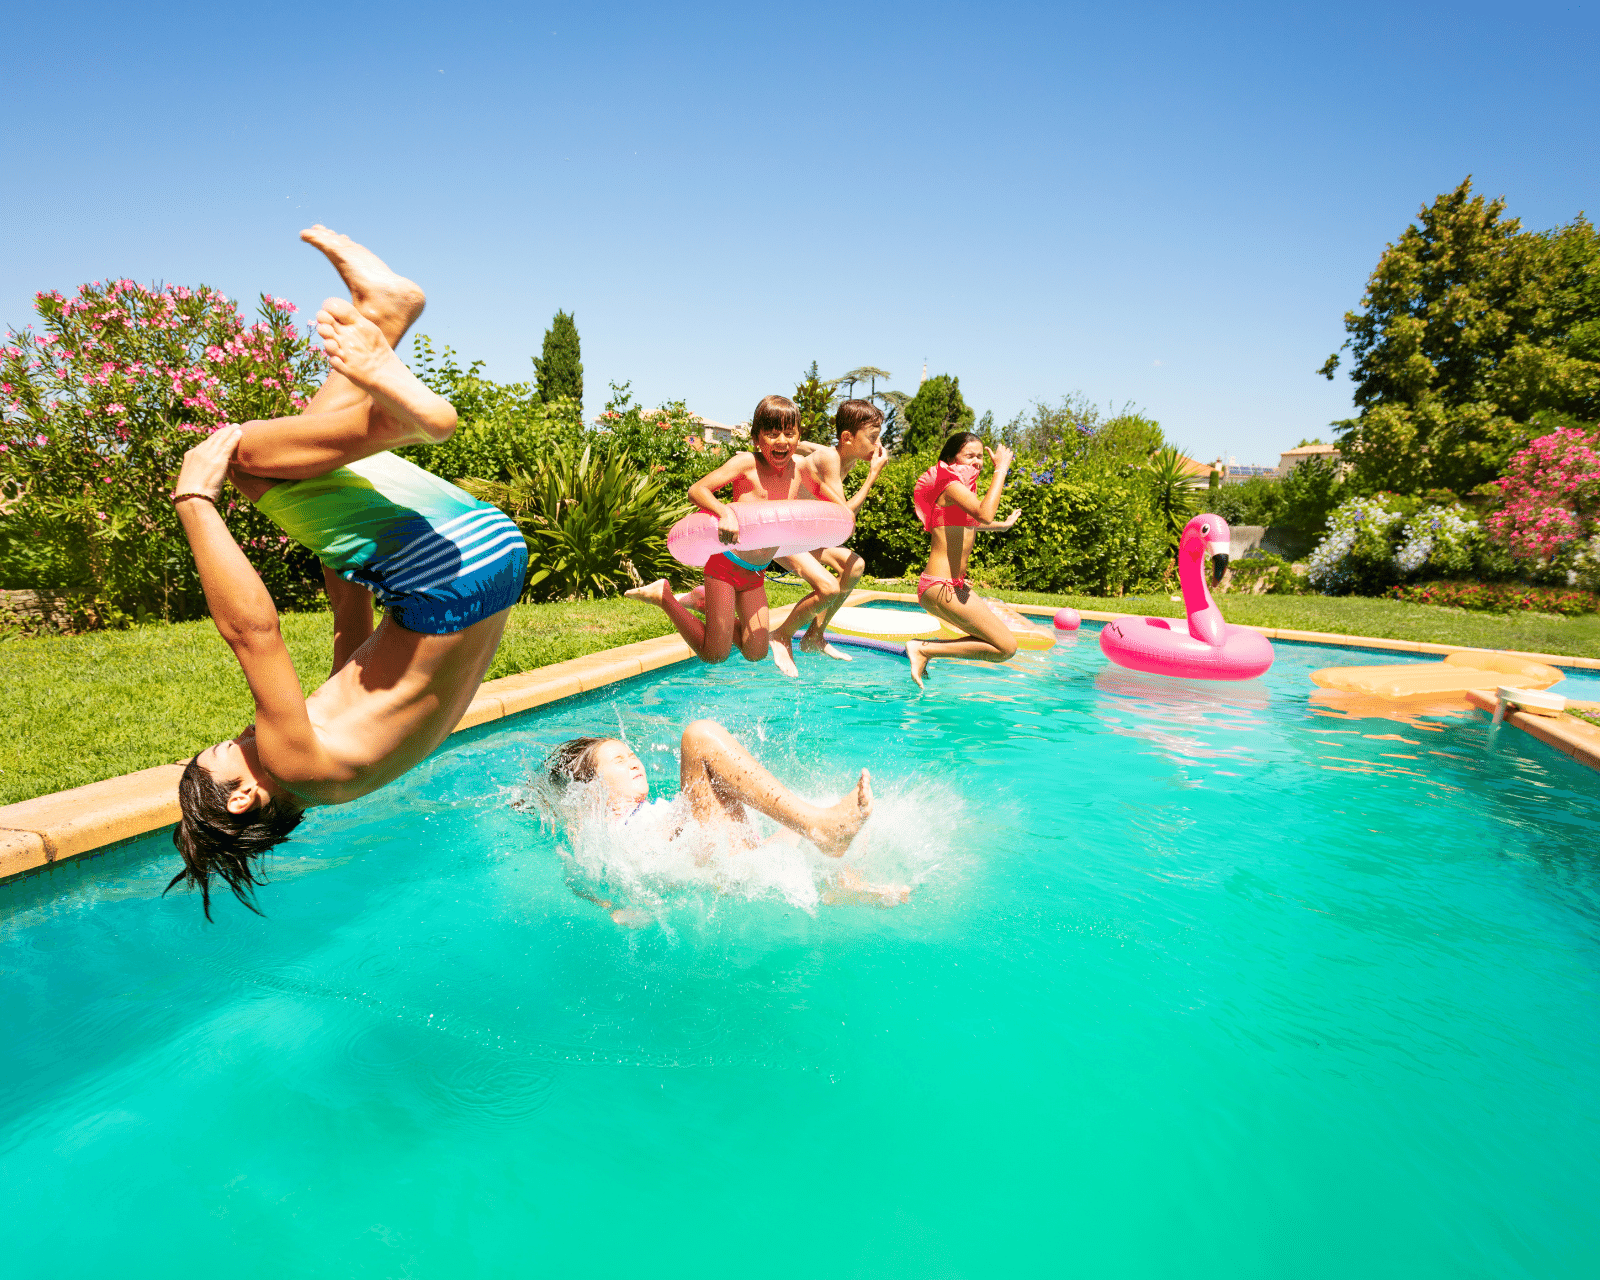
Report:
2,579,1593,806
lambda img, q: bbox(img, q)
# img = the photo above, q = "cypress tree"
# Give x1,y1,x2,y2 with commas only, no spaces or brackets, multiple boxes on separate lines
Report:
533,310,583,405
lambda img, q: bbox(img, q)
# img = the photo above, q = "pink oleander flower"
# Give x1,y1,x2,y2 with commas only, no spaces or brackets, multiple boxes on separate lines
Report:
35,434,46,446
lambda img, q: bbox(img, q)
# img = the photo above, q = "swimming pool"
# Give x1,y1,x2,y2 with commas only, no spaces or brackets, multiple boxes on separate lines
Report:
4,622,1599,1277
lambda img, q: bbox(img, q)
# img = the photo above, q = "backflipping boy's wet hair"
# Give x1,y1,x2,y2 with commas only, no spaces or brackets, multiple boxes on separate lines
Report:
546,737,609,788
750,394,801,439
939,431,984,464
168,756,304,921
835,399,884,437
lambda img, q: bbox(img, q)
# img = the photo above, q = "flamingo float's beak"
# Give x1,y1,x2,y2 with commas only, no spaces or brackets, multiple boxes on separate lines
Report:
1207,539,1231,588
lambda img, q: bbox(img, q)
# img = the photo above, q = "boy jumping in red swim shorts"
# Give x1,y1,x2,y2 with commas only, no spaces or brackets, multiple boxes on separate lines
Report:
625,395,819,664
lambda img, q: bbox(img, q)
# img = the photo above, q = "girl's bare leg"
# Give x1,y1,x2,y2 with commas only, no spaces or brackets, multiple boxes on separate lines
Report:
735,583,772,664
678,719,872,856
625,578,735,663
907,585,1018,687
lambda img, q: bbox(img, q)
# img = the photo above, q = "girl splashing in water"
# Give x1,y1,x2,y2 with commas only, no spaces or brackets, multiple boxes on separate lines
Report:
905,432,1021,688
541,721,905,923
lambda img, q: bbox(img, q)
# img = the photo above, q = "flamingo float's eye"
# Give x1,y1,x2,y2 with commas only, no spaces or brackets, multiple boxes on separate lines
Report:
1200,523,1210,535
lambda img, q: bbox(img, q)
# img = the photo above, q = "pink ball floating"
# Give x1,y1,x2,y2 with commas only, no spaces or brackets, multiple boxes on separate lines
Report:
1053,608,1081,631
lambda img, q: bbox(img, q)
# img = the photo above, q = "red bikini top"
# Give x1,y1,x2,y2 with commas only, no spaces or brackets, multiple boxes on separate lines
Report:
913,462,980,531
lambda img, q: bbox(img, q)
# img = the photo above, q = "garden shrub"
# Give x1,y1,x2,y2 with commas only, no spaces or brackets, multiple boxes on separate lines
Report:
1485,427,1600,584
1307,495,1489,594
848,443,1169,592
1383,581,1598,616
399,335,582,483
1,280,327,623
458,441,690,601
1226,553,1302,595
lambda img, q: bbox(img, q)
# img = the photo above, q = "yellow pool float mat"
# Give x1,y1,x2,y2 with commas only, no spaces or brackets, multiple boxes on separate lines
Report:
1310,650,1563,700
827,602,1056,651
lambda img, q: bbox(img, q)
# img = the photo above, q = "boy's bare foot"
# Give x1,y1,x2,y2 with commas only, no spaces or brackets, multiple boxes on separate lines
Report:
610,906,652,929
797,627,828,655
808,769,873,857
905,639,929,688
771,638,799,678
674,584,706,614
300,225,426,345
316,299,456,442
821,643,853,662
625,578,672,607
823,864,910,907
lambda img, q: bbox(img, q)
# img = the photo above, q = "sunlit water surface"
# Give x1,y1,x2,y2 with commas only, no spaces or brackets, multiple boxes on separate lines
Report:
4,620,1599,1278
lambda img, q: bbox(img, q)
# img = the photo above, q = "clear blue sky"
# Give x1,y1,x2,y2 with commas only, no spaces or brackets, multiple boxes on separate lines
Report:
4,1,1596,466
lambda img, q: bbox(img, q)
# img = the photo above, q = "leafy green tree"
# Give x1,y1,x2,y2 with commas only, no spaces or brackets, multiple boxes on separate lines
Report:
901,373,976,453
794,361,838,441
401,335,582,484
1093,413,1164,460
1278,455,1347,532
1321,178,1600,493
532,309,583,406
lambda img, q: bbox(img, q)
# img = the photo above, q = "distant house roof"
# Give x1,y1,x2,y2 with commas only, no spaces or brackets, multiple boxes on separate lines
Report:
1175,453,1215,478
1278,442,1340,472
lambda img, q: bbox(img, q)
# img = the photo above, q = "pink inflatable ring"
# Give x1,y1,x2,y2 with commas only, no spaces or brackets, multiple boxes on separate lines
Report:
667,501,855,568
1098,514,1273,681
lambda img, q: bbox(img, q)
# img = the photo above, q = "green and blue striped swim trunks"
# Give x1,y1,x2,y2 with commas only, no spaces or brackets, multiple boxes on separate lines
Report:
257,451,527,635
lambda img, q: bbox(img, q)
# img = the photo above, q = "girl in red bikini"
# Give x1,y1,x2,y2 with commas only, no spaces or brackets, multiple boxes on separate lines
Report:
626,395,822,664
904,432,1021,688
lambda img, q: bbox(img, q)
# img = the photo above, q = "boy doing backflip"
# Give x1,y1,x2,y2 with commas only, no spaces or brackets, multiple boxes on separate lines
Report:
626,395,822,666
769,398,890,674
168,228,527,917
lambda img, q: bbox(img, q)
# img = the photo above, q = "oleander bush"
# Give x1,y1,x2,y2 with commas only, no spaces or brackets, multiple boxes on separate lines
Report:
1485,428,1600,587
1383,581,1599,616
0,279,327,623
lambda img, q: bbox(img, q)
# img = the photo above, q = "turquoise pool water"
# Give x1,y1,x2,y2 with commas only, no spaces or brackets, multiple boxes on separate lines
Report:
4,622,1599,1278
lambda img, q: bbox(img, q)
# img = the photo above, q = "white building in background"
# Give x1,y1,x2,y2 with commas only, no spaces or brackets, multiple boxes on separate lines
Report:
1277,442,1341,474
693,416,749,447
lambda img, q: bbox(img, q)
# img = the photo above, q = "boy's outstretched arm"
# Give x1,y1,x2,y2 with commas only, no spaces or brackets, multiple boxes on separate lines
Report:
174,428,339,784
844,443,890,513
687,453,754,544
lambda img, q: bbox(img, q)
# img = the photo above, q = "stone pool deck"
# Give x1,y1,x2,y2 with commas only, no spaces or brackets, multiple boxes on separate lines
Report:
4,591,1598,884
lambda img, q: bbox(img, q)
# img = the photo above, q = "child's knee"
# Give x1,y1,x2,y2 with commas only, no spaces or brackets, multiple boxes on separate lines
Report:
741,637,770,662
997,636,1019,660
682,719,720,750
699,647,730,665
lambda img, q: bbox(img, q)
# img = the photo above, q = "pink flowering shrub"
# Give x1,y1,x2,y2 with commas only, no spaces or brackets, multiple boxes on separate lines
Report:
0,279,327,622
1485,428,1600,563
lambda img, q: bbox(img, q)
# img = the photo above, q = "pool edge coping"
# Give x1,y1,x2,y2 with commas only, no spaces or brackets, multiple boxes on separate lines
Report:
5,591,1598,881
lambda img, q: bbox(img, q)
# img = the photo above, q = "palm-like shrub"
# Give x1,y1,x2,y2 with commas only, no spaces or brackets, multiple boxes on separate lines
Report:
1146,445,1207,551
459,441,690,601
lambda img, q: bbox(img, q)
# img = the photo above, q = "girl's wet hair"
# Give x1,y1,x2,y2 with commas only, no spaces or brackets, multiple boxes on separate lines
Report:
836,399,884,436
939,431,983,464
546,736,610,787
751,395,800,439
168,756,304,921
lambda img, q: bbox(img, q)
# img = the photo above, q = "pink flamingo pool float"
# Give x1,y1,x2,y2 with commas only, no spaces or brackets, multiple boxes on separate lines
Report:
1098,514,1274,681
